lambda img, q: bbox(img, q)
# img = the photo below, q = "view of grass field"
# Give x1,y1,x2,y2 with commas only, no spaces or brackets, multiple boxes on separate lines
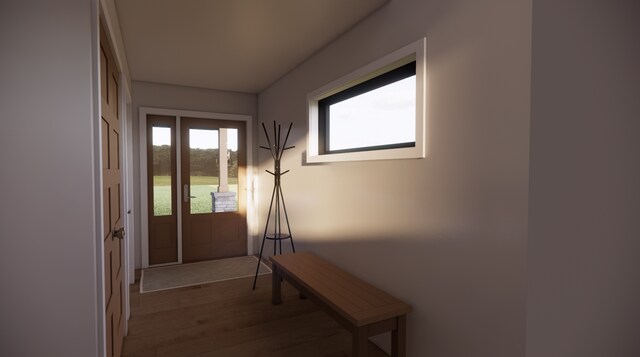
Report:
153,176,238,216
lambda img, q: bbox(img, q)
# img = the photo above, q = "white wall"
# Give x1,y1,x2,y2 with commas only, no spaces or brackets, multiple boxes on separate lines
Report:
257,0,532,355
526,1,640,356
130,81,258,268
0,1,101,356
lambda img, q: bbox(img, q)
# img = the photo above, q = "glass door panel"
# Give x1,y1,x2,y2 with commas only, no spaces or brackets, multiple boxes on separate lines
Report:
188,129,218,214
152,126,172,216
187,128,240,214
146,114,178,265
222,128,239,212
181,117,247,262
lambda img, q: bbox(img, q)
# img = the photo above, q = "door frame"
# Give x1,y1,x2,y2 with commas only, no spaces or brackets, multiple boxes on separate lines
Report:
139,107,256,268
122,79,134,326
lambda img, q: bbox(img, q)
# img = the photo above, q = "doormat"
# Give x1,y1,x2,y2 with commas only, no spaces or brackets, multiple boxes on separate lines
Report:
140,255,271,293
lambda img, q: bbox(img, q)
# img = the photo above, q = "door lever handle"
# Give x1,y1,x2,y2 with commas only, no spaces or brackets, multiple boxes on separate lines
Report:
184,184,197,201
112,227,125,240
183,184,190,203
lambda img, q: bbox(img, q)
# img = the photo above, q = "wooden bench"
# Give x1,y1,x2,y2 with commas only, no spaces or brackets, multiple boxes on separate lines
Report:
270,251,412,357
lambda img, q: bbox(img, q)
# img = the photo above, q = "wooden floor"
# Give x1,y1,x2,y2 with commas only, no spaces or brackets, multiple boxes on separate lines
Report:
123,272,389,357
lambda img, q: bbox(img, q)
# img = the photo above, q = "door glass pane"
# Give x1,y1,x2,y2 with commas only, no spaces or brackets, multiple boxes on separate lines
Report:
152,127,172,216
225,128,239,212
189,129,218,214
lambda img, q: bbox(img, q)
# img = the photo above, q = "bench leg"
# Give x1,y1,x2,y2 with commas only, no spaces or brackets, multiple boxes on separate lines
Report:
391,315,407,357
352,327,367,357
272,266,282,305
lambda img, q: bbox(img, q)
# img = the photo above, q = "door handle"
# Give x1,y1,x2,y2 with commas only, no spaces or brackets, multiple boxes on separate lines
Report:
112,227,125,240
184,184,196,202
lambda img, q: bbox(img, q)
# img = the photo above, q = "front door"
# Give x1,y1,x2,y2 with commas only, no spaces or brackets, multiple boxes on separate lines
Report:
181,117,247,262
100,23,124,357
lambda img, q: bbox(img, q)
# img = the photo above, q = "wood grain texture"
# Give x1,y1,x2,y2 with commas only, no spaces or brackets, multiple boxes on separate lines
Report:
270,252,412,327
101,20,124,357
123,274,389,357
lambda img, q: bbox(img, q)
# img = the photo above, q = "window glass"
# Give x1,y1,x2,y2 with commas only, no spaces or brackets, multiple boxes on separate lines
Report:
189,129,218,214
188,128,239,214
226,129,239,212
152,126,172,216
328,75,415,151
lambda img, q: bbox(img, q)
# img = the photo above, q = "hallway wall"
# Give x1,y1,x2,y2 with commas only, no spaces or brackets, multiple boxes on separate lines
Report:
526,1,640,356
1,1,102,355
257,0,532,355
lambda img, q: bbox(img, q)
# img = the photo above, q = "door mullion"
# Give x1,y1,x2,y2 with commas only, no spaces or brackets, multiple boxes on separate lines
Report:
176,116,183,264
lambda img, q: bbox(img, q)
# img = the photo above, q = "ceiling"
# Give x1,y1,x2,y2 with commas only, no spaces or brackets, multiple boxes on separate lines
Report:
115,0,389,94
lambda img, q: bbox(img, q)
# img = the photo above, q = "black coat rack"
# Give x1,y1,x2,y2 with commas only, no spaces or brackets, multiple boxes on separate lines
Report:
253,121,295,290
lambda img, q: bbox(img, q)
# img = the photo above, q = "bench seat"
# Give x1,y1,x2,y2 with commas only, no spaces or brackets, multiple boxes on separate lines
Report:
270,251,412,357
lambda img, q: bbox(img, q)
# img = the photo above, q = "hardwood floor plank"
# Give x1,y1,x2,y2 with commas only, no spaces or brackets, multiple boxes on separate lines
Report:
163,311,339,357
123,273,388,357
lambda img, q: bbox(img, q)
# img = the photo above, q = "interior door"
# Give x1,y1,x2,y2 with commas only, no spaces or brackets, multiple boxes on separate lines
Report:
181,117,247,262
100,23,125,357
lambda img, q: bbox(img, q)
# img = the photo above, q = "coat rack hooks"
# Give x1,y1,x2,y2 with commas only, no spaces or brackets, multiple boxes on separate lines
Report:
253,121,295,290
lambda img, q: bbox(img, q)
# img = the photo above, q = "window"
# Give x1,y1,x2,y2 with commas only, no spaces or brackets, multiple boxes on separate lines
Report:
308,38,426,163
319,62,416,154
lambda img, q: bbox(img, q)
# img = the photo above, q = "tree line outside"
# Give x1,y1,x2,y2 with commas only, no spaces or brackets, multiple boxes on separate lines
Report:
152,145,238,178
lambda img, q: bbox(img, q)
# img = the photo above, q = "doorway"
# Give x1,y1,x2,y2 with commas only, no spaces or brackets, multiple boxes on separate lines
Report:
140,109,254,268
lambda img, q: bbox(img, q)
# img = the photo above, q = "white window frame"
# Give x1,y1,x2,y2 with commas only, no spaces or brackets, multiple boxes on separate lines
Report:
307,38,427,163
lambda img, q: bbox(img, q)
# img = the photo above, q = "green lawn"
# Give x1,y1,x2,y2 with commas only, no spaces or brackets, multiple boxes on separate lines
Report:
153,175,238,186
153,176,238,216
